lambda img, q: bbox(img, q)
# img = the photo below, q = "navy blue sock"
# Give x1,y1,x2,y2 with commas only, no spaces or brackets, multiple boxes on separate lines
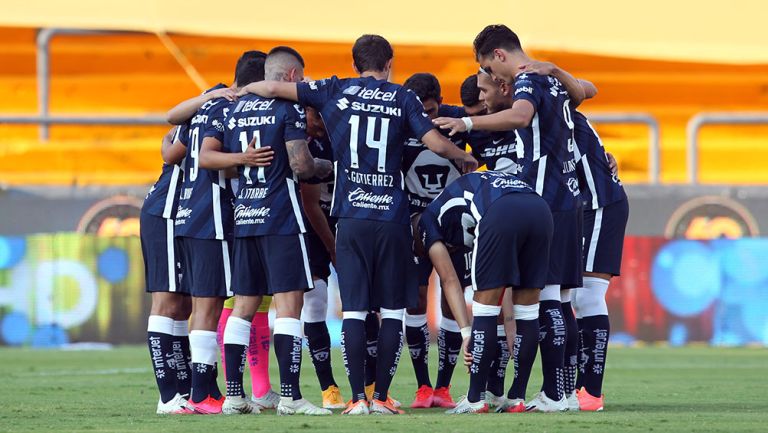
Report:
583,315,610,397
190,363,213,403
148,331,178,403
209,364,223,400
435,327,462,389
508,317,539,400
373,318,404,401
223,344,247,397
539,300,566,401
172,335,192,397
305,321,337,391
342,318,368,402
486,333,509,397
405,322,432,388
576,318,587,390
274,333,303,400
562,302,579,395
467,315,498,403
364,312,379,387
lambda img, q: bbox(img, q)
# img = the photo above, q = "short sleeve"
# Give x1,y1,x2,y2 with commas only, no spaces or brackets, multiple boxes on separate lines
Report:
297,76,339,110
284,103,308,142
201,100,230,142
418,209,444,251
512,73,541,109
176,123,190,146
402,90,435,141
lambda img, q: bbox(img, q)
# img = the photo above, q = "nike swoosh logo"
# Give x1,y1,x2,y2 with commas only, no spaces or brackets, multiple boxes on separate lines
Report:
464,273,472,280
492,139,504,145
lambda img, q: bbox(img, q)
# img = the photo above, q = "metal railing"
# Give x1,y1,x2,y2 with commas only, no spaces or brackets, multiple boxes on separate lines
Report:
687,113,768,184
588,113,661,184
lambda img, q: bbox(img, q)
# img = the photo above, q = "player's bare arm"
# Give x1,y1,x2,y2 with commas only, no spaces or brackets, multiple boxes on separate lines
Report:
286,138,331,179
433,99,535,136
165,87,237,125
237,81,299,102
161,127,186,164
420,129,479,173
579,79,598,99
300,183,336,265
518,61,586,107
199,136,274,170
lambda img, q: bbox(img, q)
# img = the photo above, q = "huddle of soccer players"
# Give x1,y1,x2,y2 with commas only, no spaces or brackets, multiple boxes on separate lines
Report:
139,23,628,416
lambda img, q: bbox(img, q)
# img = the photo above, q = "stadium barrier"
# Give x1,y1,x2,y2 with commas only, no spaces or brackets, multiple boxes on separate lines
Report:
1,233,766,347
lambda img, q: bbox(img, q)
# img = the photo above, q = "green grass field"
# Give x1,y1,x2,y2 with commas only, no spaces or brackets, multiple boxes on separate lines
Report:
2,345,767,432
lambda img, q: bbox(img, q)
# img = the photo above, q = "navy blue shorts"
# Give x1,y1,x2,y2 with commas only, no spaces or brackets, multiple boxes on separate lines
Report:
306,219,335,281
177,236,232,298
232,234,314,296
472,193,553,291
416,250,470,288
547,206,584,288
583,198,629,276
140,212,186,294
336,218,418,311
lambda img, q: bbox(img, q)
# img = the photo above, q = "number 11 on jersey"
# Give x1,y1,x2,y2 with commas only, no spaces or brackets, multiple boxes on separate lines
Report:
239,130,266,184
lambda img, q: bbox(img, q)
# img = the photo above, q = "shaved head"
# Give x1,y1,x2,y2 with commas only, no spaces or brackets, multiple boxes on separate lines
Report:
265,46,305,82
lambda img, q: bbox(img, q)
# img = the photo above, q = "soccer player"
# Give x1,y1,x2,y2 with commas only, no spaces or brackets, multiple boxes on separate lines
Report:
215,47,333,416
238,34,478,415
401,72,469,409
299,105,347,409
172,52,269,415
141,126,192,414
434,24,586,412
459,74,494,166
415,171,553,414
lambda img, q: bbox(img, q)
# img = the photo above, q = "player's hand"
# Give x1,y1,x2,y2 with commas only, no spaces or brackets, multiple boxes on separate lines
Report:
461,336,473,370
461,153,479,173
236,81,263,97
433,117,466,137
519,61,556,76
241,137,274,167
209,87,237,102
606,152,619,176
313,158,333,179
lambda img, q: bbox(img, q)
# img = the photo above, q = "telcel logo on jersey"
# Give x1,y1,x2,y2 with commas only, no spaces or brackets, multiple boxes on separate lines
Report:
347,187,393,210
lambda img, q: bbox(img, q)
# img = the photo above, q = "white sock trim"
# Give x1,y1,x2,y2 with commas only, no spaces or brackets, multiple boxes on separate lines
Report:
380,308,405,321
342,311,367,321
274,317,303,338
147,315,174,334
405,313,427,328
560,288,573,303
302,279,329,323
540,285,561,301
440,318,460,333
223,316,251,346
576,277,610,317
189,330,218,365
513,303,539,321
472,302,501,317
172,320,189,337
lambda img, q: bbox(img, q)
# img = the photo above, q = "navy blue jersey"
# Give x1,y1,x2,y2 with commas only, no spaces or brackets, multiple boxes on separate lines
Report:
175,84,235,240
512,73,580,211
296,76,435,225
473,129,524,174
419,171,533,251
403,104,466,214
143,128,184,219
303,135,335,215
223,94,308,237
572,111,627,209
468,129,493,166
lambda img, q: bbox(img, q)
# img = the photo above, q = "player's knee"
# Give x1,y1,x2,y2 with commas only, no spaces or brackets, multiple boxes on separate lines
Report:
405,312,428,328
512,288,540,305
342,310,368,321
302,281,328,323
575,277,609,317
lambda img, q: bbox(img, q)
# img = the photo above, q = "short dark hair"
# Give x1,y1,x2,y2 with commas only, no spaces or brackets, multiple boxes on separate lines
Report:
234,50,267,86
268,46,305,68
352,34,393,73
460,74,480,107
403,73,441,102
473,24,522,60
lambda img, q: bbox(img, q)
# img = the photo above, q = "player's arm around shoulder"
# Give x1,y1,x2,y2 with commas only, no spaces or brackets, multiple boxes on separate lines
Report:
161,126,186,164
286,139,332,180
